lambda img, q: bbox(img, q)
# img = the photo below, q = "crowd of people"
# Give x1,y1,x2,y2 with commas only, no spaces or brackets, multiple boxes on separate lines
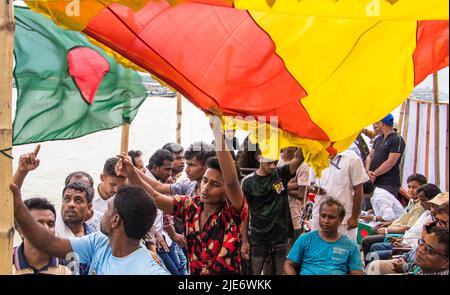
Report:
10,114,448,275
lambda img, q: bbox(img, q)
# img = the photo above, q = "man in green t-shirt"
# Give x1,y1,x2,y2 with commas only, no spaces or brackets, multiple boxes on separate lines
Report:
241,145,304,275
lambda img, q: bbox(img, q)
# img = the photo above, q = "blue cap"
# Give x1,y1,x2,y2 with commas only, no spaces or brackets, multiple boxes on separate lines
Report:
381,114,394,126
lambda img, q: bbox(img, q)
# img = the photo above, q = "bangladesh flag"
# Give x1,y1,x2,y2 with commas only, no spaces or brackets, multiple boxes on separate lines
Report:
13,7,147,145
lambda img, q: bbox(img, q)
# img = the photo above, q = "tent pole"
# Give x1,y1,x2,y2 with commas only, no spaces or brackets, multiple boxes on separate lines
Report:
0,0,15,275
120,123,130,154
433,72,440,187
176,93,182,145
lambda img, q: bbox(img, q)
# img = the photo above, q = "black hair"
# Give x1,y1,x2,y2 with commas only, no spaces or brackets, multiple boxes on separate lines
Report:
206,157,221,173
65,171,94,188
363,181,375,195
62,182,95,204
184,141,216,165
319,197,346,221
23,197,56,218
417,184,442,200
435,202,449,216
114,185,157,240
147,149,173,170
407,174,428,186
128,150,143,167
429,227,449,257
162,142,184,155
103,157,123,178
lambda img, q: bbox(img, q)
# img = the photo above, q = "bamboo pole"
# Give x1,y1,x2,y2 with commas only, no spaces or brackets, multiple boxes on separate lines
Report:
399,99,410,184
413,102,421,174
120,123,130,154
398,101,406,135
0,0,14,275
424,103,431,179
446,105,449,192
433,72,441,187
176,92,182,144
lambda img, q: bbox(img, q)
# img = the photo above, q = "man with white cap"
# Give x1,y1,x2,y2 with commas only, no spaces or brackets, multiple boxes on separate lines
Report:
365,114,405,199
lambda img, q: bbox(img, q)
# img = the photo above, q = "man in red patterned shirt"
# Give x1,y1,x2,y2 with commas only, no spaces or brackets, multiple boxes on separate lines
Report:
116,117,248,274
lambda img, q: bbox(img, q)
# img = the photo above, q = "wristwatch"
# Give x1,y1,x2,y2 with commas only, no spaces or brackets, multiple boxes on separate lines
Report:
373,215,377,222
384,228,388,234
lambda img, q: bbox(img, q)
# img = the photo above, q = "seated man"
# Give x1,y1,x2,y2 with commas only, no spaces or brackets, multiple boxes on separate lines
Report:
284,198,363,275
371,174,427,234
116,117,248,274
12,147,168,275
413,227,448,275
13,197,70,275
366,202,448,275
361,182,405,223
365,189,447,263
362,184,442,261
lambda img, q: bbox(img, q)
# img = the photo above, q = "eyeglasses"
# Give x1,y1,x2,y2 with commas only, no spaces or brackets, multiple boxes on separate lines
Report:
432,216,449,228
418,238,448,257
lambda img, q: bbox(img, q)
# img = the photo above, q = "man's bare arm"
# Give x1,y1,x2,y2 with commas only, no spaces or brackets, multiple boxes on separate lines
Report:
117,154,175,214
372,153,401,178
289,148,304,176
283,259,300,275
136,168,172,195
211,116,245,211
12,183,73,259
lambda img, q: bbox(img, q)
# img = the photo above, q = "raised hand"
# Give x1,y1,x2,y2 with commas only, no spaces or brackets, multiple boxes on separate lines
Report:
18,144,41,172
115,153,135,178
209,115,223,137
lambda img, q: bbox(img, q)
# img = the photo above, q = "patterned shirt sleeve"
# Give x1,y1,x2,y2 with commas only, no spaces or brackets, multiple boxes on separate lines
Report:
227,199,249,226
172,195,192,221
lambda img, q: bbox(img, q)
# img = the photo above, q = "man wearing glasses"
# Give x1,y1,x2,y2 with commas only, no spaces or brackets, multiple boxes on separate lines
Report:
414,227,449,275
366,201,448,275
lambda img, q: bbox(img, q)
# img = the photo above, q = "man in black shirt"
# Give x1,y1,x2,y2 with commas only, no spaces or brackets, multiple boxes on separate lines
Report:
366,114,405,198
241,145,304,275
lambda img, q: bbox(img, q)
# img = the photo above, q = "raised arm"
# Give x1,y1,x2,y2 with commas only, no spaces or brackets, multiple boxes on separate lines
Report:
135,168,172,195
11,146,72,259
210,116,244,211
116,153,175,214
289,148,304,176
12,183,73,259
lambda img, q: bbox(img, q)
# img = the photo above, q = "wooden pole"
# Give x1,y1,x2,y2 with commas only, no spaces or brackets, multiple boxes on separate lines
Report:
176,92,182,144
424,103,431,179
398,101,406,135
399,99,410,184
433,72,441,187
0,0,14,275
413,102,421,174
446,105,449,192
120,123,130,154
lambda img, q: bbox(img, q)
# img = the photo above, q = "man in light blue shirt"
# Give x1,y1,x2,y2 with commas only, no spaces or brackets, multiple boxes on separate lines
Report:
12,148,168,275
284,198,363,275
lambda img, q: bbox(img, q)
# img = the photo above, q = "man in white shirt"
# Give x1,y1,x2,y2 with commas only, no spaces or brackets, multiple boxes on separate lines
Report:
361,182,405,223
311,149,369,241
365,185,444,262
93,157,126,214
